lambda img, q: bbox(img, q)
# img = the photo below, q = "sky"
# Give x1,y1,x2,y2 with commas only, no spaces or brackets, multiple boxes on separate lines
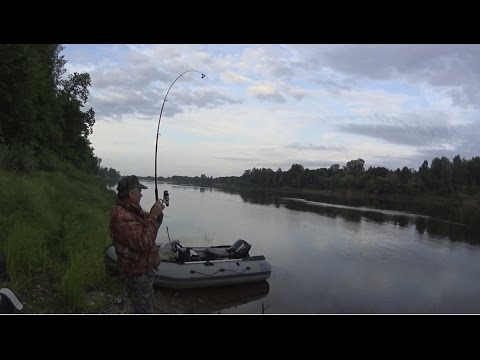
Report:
62,44,480,178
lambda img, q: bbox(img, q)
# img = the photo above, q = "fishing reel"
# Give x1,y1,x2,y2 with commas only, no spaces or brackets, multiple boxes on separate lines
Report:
163,190,169,207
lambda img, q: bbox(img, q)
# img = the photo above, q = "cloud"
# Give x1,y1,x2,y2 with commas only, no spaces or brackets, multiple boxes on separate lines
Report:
88,85,240,119
63,44,480,177
248,84,286,103
338,112,462,147
220,71,252,84
91,65,168,89
411,120,480,165
307,44,480,108
288,88,309,101
278,143,347,152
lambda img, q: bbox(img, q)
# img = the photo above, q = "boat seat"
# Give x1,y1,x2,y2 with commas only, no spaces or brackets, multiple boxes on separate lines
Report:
205,247,230,258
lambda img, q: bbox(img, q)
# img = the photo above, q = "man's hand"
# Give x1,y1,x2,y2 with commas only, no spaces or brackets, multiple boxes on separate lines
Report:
149,200,165,219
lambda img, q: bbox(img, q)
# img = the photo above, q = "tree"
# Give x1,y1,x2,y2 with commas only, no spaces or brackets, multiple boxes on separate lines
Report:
430,156,453,192
468,156,480,187
418,160,431,190
328,164,342,176
285,164,305,187
0,44,99,173
344,158,365,176
452,154,466,192
368,166,389,179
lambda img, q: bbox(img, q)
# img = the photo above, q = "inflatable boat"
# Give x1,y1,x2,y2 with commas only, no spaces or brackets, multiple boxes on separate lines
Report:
105,239,271,289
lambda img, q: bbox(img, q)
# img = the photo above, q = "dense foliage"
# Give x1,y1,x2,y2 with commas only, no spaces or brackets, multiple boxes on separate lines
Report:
0,44,100,173
164,156,480,195
0,44,118,311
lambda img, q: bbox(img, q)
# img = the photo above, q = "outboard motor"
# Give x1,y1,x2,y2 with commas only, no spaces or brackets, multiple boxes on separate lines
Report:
177,247,191,263
227,239,252,259
0,288,24,313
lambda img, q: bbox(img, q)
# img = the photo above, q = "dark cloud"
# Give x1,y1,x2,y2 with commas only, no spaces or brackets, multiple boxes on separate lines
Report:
89,86,240,119
340,117,480,170
307,45,480,108
458,121,480,155
87,88,161,118
413,121,480,165
446,87,480,108
338,113,462,147
87,55,239,119
91,66,169,89
270,60,299,79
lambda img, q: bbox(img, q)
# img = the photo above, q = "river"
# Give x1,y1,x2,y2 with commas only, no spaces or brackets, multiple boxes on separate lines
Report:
136,181,480,314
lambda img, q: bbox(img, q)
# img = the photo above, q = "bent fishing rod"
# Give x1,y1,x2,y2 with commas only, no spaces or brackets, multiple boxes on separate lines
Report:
154,70,207,203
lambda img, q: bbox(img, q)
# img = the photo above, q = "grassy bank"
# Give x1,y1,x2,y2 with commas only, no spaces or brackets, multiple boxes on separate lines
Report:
0,165,117,312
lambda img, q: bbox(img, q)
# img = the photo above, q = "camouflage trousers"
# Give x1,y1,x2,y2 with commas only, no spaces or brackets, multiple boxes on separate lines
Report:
125,270,155,314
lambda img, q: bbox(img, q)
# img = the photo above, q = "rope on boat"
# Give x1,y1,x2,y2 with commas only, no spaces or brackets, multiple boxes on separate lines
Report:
190,267,251,277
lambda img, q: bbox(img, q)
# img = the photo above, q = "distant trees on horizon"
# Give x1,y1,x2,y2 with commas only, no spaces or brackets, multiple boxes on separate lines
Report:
161,155,480,195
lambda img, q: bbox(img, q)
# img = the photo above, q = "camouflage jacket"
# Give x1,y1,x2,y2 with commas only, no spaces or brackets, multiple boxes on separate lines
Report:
109,200,163,275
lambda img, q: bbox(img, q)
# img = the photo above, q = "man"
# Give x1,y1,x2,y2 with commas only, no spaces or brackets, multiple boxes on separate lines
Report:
109,175,165,313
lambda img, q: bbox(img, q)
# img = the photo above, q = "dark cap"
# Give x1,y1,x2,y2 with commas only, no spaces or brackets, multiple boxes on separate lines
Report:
116,175,148,193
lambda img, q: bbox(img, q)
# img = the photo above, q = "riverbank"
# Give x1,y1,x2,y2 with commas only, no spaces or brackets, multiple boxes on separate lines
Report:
0,166,117,313
15,271,268,314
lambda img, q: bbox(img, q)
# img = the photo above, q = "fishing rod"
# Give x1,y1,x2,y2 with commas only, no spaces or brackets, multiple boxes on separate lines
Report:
154,70,207,203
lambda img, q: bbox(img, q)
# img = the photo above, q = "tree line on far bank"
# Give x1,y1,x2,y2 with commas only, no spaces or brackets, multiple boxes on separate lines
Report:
163,156,480,195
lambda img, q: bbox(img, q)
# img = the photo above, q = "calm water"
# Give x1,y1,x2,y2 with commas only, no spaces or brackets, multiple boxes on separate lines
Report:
136,181,480,314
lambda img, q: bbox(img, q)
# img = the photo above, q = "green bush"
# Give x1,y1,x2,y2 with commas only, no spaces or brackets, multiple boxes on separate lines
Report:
0,144,38,174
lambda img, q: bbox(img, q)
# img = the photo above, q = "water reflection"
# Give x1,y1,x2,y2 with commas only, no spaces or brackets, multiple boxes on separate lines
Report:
218,188,282,207
155,281,270,314
202,187,479,246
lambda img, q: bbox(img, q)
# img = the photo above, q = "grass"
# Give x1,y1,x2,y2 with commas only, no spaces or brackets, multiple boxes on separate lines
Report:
0,163,116,312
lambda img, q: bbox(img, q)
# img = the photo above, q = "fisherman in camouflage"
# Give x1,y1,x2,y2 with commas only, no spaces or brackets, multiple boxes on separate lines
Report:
110,175,165,313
